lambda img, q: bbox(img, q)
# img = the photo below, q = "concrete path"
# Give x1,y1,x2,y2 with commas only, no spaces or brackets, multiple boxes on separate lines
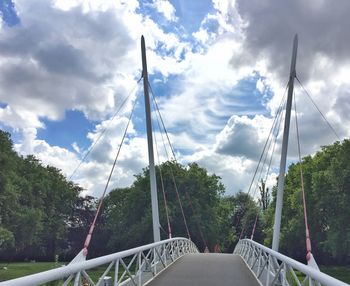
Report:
147,253,260,286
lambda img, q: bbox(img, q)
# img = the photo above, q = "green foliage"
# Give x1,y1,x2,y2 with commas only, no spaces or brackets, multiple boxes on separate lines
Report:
0,130,86,261
229,191,265,247
265,140,350,264
97,161,231,253
8,128,350,267
0,129,264,259
0,227,14,248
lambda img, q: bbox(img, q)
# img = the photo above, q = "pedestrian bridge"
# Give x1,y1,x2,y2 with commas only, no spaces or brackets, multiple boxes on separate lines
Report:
2,238,347,286
147,253,259,286
1,35,349,286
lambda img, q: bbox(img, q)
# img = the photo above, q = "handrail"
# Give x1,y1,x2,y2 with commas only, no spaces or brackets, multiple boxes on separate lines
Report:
234,239,349,286
1,237,198,286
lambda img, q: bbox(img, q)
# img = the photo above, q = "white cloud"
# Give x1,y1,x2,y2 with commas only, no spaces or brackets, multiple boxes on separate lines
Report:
256,78,265,94
157,37,254,134
214,115,272,160
0,0,189,132
0,0,141,128
0,105,44,129
3,0,350,199
13,111,149,196
0,0,194,195
152,0,177,22
179,112,280,195
14,128,79,176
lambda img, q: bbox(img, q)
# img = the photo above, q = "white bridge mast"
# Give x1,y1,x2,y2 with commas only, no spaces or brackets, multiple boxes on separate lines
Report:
272,34,298,251
141,35,161,242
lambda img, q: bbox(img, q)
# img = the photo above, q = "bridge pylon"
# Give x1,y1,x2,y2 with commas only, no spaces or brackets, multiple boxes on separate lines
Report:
272,34,298,252
141,35,161,242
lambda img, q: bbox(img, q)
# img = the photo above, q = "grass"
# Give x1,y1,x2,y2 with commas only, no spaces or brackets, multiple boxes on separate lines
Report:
0,258,140,285
0,261,123,284
0,262,65,282
320,265,350,284
279,265,350,285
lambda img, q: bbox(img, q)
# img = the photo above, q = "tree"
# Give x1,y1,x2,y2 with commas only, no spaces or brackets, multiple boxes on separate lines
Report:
259,179,270,211
97,161,232,255
264,140,350,264
0,130,84,261
64,195,97,259
229,191,263,245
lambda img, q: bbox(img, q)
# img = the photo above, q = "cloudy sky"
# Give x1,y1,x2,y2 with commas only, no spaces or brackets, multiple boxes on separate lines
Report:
0,0,348,197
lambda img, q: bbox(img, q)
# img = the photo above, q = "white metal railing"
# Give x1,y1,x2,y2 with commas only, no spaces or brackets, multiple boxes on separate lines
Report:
1,237,198,286
234,239,349,286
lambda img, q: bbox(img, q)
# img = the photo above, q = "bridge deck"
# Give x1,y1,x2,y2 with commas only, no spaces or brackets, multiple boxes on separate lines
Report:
147,253,260,286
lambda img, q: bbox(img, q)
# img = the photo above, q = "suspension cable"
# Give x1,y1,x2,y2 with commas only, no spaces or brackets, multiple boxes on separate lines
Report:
251,94,286,200
295,76,340,140
250,212,259,240
246,82,289,196
170,167,191,239
264,100,285,183
149,83,191,240
69,77,142,180
148,83,177,160
150,81,216,245
149,89,210,243
293,91,313,263
185,191,208,249
239,224,246,239
153,124,172,239
82,95,138,256
239,84,288,240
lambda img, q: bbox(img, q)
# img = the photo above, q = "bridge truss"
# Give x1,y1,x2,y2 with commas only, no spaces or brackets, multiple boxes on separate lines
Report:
235,239,348,286
1,238,198,286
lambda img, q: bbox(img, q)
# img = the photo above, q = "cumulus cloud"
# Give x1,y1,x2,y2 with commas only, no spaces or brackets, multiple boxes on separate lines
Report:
190,150,255,192
0,0,190,131
235,0,350,80
152,0,177,22
233,0,350,141
0,0,141,128
13,112,149,196
14,127,80,176
215,115,271,160
2,0,349,197
0,0,194,195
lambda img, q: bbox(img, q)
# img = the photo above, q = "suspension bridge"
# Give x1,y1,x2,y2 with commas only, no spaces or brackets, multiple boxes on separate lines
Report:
1,35,349,286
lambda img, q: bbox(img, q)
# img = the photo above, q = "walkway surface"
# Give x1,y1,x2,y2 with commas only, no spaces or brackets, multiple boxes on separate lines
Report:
147,253,260,286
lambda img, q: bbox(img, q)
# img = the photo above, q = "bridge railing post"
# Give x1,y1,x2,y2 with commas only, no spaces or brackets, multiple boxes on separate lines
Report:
73,271,81,286
114,259,119,286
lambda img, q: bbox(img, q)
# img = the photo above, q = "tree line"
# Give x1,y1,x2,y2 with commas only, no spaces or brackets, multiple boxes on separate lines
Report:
264,140,350,264
0,130,348,265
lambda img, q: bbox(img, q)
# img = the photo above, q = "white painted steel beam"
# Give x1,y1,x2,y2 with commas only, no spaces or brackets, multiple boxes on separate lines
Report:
141,35,161,242
272,34,298,252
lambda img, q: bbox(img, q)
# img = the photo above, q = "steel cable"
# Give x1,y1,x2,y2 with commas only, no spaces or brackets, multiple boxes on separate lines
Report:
293,91,314,263
69,76,142,180
82,93,139,256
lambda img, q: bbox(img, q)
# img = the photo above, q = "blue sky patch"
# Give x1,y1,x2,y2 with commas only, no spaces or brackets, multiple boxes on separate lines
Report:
132,92,147,135
37,110,94,153
0,0,20,26
0,102,8,108
228,74,273,117
137,0,214,45
0,123,22,144
171,0,214,33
